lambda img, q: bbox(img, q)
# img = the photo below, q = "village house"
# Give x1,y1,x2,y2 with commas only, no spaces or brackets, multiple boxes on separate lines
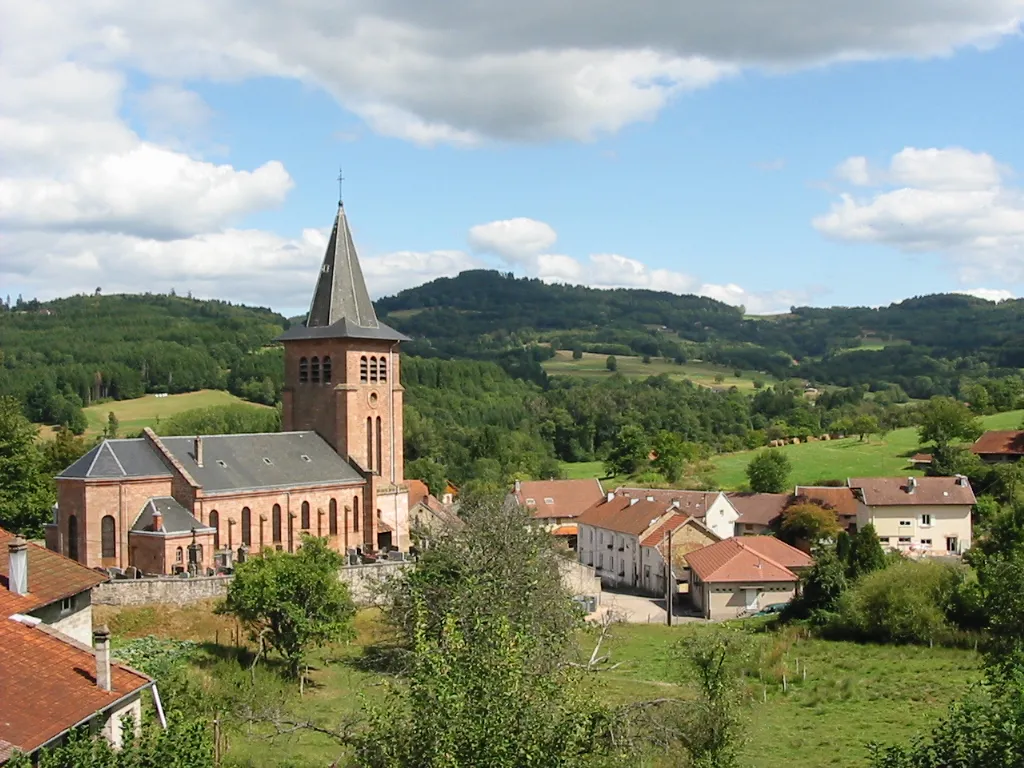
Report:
725,492,790,535
849,475,975,555
686,536,812,620
0,619,153,763
407,479,461,544
575,489,731,592
47,200,416,574
638,514,719,597
970,430,1024,463
609,487,739,539
510,478,606,548
1,528,106,645
793,485,860,533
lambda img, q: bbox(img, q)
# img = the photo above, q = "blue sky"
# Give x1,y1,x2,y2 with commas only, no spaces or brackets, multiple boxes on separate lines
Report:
3,2,1023,314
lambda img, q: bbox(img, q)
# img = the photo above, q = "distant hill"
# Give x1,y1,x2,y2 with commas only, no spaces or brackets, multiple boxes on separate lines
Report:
377,270,1024,396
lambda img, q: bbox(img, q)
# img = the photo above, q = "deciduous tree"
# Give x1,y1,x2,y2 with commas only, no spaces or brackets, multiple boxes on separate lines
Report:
0,396,54,537
780,502,840,546
745,448,791,493
917,396,983,450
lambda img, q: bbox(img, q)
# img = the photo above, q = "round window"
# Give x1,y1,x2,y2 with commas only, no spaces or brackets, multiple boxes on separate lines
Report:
368,392,379,407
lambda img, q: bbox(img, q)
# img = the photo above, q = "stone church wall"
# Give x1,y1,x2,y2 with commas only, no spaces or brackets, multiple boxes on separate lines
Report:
93,560,412,606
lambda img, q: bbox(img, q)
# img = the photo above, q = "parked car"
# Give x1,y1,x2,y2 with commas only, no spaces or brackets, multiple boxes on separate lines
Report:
750,603,786,617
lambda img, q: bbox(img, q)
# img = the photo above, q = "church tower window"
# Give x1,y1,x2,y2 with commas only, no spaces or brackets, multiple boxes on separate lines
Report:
369,357,378,382
311,357,320,383
323,356,332,384
366,417,373,472
379,357,387,382
360,356,368,382
376,416,382,477
299,357,309,383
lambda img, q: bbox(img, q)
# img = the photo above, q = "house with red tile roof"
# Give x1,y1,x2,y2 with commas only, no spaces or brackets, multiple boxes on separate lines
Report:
970,430,1024,462
793,486,860,532
638,515,719,597
575,488,734,592
407,479,462,544
849,475,975,556
0,617,152,763
509,478,606,549
725,492,790,535
686,536,812,620
1,528,107,645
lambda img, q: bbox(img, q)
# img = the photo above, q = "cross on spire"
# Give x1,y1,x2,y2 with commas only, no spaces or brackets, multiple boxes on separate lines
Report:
337,168,345,205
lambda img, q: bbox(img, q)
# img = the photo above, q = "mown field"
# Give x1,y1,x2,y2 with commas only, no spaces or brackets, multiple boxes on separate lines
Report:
543,350,783,393
37,390,268,439
99,602,980,768
562,409,1024,491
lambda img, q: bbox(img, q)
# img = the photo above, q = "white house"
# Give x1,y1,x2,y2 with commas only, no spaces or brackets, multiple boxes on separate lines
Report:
576,488,738,592
849,475,975,556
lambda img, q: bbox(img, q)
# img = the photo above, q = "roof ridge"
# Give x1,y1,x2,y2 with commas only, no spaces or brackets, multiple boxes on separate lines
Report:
85,442,107,477
106,442,128,476
734,538,797,575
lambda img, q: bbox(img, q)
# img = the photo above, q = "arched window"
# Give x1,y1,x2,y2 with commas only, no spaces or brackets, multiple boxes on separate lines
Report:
360,356,368,382
301,501,310,529
272,504,282,543
329,499,338,536
379,357,387,382
366,417,373,473
353,496,360,532
311,356,320,383
241,507,251,546
376,416,383,477
67,515,78,561
101,515,116,559
287,513,294,553
299,357,309,383
210,510,220,550
369,357,378,382
323,356,332,384
175,547,183,562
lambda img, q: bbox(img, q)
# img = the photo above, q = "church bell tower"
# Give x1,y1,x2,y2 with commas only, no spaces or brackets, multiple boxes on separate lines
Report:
278,201,409,489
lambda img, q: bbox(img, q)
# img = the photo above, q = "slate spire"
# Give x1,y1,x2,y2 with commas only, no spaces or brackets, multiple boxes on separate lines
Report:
306,203,379,330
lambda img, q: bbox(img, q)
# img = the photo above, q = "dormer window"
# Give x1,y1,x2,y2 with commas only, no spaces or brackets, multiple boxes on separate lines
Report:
311,356,321,383
525,498,536,506
299,357,309,383
544,497,555,505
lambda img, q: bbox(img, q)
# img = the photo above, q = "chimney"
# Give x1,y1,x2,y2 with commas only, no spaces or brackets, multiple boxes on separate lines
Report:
194,436,203,468
629,498,640,506
907,477,917,494
606,491,614,503
955,474,968,487
514,479,521,494
671,499,680,509
7,537,28,595
646,495,655,502
94,625,112,691
152,510,164,532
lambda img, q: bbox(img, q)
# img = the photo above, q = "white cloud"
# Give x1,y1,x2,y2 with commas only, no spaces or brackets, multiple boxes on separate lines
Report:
3,0,1022,145
815,146,1024,284
468,218,559,263
133,83,214,142
957,288,1016,302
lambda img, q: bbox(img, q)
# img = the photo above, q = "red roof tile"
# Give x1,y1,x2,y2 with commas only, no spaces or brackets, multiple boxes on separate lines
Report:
686,536,812,583
726,493,790,526
793,487,859,517
407,479,430,509
0,528,107,618
576,496,673,536
513,479,605,520
971,430,1024,456
550,524,578,537
611,488,720,516
849,476,976,506
0,618,151,755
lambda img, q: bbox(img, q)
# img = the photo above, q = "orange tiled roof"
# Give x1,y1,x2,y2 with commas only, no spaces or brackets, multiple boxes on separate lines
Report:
407,479,430,509
513,479,605,520
575,496,672,536
640,514,719,570
849,476,976,506
793,486,859,517
550,524,578,537
971,430,1024,456
686,536,811,583
0,528,107,617
0,617,151,755
611,488,719,516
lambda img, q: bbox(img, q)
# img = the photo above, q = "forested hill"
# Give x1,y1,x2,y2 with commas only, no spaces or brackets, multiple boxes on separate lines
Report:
0,293,287,427
378,270,1024,394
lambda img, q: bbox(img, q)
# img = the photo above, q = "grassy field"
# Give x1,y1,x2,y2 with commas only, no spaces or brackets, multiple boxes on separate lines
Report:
562,409,1024,491
98,602,978,768
543,350,782,393
37,390,267,439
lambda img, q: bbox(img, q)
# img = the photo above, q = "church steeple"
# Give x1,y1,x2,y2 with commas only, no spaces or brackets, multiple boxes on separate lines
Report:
307,203,379,329
279,202,408,342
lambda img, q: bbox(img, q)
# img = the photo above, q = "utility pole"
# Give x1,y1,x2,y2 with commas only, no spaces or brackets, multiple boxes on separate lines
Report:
665,528,673,627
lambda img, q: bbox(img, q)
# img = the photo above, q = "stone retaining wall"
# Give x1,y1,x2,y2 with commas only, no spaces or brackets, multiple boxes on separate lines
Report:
93,561,412,606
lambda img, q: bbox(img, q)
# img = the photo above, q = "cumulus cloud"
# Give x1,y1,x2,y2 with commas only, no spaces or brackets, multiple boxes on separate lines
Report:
468,218,559,263
957,288,1016,302
814,146,1024,284
4,0,1022,145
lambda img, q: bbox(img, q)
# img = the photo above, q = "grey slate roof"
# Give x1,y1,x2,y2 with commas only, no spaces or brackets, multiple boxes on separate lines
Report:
278,203,409,342
160,431,363,494
132,497,210,534
59,439,172,480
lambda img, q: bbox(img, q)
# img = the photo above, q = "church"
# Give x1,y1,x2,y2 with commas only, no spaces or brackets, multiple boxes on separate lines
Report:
46,201,412,575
